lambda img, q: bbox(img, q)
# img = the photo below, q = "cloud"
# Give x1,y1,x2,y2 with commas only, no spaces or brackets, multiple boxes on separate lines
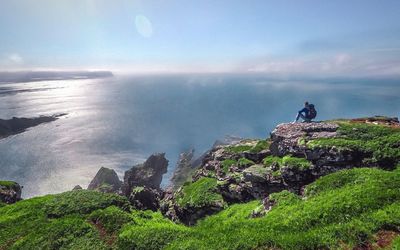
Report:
1,53,24,68
8,53,24,64
242,52,400,77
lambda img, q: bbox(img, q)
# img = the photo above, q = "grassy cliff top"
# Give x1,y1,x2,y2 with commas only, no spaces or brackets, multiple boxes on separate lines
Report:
2,167,400,249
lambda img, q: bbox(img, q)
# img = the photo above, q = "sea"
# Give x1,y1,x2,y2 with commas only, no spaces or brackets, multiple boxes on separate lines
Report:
0,73,399,197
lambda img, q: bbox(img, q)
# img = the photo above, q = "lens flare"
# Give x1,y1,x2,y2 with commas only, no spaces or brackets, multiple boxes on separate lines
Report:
135,15,153,38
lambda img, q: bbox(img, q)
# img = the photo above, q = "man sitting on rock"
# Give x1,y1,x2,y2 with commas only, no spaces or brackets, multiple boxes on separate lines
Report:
294,101,317,123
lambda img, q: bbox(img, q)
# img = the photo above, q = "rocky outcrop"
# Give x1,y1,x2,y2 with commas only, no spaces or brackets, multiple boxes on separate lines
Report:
160,181,226,226
122,153,168,196
129,186,163,211
0,114,66,139
161,139,271,223
170,149,195,189
161,117,400,224
0,181,22,204
85,154,168,211
72,185,83,191
270,122,339,157
87,167,122,193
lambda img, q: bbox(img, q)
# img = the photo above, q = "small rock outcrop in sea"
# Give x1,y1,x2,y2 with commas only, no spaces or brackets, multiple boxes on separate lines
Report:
122,153,168,196
87,167,122,193
0,181,22,204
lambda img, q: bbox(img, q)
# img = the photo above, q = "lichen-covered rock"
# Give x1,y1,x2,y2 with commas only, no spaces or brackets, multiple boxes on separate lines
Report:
0,181,22,204
87,167,122,193
129,186,163,211
122,153,168,196
270,122,339,157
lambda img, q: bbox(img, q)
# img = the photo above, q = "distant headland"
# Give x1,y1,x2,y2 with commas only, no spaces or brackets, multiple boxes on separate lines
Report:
0,114,66,139
0,71,113,83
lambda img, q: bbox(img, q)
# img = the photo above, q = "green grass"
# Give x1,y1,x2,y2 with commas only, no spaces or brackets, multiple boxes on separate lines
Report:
176,177,225,208
263,155,283,166
0,190,130,249
44,190,130,218
117,211,190,250
307,123,400,167
221,159,237,174
163,168,400,249
0,181,18,188
88,206,132,233
225,144,253,153
249,140,270,153
281,155,311,170
237,157,255,167
263,155,311,170
269,190,300,206
2,168,400,249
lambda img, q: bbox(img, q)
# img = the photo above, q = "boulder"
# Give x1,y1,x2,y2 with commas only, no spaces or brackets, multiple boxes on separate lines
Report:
87,167,122,193
122,153,168,196
0,181,22,204
160,188,225,226
270,122,339,157
129,186,163,211
72,185,83,191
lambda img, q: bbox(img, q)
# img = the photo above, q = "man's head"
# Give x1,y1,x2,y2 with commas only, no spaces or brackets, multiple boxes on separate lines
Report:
304,101,309,107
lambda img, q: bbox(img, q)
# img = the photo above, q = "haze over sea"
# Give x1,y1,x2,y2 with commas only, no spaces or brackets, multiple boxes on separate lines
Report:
0,74,399,197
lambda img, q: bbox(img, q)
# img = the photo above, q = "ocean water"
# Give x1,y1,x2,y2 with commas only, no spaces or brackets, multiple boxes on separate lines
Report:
0,74,399,197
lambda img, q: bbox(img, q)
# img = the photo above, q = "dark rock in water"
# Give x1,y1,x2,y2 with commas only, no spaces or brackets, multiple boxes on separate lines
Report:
0,181,22,204
122,153,168,196
72,185,83,191
0,114,66,139
129,186,163,211
170,149,195,189
87,167,122,193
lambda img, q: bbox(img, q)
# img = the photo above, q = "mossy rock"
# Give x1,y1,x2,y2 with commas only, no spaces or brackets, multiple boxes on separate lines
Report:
176,177,224,208
263,155,311,170
243,165,269,182
307,122,400,167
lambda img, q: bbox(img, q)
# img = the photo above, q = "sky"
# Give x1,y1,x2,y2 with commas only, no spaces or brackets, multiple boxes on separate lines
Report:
1,0,400,77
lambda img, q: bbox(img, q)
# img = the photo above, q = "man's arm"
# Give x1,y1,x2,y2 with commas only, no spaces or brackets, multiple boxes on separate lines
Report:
298,107,307,114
